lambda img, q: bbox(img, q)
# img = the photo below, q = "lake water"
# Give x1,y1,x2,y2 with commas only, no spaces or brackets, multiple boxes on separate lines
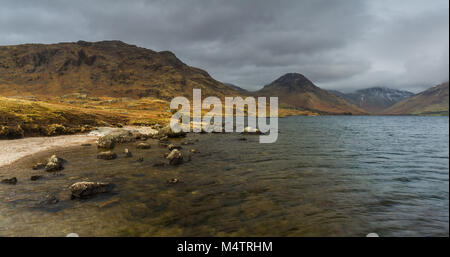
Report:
0,116,448,236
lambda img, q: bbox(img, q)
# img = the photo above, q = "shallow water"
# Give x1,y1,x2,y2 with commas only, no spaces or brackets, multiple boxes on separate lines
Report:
0,116,448,236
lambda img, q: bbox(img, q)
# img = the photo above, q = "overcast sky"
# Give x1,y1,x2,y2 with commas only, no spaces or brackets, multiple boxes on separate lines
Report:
1,0,448,92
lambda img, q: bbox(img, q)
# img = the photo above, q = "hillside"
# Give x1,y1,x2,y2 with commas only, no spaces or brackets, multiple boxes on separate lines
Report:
257,73,366,114
0,40,238,100
330,87,414,113
383,82,449,115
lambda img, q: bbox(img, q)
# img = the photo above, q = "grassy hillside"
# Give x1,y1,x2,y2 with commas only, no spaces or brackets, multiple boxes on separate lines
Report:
383,82,449,115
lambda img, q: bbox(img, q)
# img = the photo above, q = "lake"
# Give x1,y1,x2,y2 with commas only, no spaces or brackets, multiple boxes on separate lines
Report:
0,116,448,236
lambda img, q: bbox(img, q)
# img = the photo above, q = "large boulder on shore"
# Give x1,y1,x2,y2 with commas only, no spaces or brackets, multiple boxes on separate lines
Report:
158,126,186,138
166,149,183,165
45,155,64,172
69,181,112,199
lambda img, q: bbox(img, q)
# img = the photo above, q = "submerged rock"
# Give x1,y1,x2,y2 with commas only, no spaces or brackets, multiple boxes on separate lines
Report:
98,197,120,208
136,142,151,149
153,160,166,167
136,157,144,162
97,151,117,160
32,162,45,170
166,149,183,165
39,193,59,205
45,155,64,172
30,175,43,181
124,148,132,157
69,181,112,199
1,177,17,185
181,140,194,145
168,144,182,151
167,178,179,185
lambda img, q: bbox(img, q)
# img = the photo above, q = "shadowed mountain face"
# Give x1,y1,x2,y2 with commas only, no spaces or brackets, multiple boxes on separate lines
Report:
257,73,366,114
224,83,249,93
330,87,414,113
0,41,238,100
383,82,449,115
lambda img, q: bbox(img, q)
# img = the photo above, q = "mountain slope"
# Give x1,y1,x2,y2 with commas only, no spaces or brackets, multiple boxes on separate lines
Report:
0,40,239,99
224,83,249,94
330,87,414,113
383,82,449,115
257,73,366,114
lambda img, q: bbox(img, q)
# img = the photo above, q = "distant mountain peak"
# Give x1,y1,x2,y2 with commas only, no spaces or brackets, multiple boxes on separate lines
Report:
330,87,415,113
271,73,312,84
258,73,365,114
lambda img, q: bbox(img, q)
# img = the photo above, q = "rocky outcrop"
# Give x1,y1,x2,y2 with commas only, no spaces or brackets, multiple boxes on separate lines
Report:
69,181,112,199
97,151,117,160
166,149,183,165
96,128,157,149
45,155,64,172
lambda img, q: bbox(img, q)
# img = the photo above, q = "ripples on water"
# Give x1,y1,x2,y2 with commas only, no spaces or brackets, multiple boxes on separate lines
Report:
0,116,448,236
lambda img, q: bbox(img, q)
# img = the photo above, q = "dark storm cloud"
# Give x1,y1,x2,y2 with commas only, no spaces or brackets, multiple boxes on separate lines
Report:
1,0,448,92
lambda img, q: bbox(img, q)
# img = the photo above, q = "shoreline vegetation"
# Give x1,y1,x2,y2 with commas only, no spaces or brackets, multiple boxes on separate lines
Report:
0,94,318,140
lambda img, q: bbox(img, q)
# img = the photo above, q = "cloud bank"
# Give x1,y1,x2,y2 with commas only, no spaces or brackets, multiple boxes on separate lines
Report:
1,0,448,92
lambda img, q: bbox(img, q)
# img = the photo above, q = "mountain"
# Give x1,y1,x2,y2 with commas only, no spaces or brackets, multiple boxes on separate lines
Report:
0,40,239,100
256,73,366,114
224,83,249,93
383,82,449,115
330,87,414,113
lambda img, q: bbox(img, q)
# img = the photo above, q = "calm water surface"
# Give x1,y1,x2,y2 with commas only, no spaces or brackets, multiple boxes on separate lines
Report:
0,116,448,236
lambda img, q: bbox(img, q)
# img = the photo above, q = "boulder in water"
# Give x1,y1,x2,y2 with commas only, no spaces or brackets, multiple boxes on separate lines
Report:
45,155,64,172
136,142,151,149
32,162,45,170
1,177,17,185
69,181,112,199
97,134,116,149
158,125,186,138
166,149,183,165
30,175,43,181
97,151,117,160
167,178,179,185
124,148,132,157
168,144,182,151
241,127,262,135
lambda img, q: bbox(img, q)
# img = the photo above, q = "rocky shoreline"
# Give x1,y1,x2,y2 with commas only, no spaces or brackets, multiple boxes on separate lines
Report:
0,124,203,202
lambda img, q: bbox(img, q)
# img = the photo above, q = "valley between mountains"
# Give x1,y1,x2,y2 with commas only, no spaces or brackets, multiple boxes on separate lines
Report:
0,40,448,139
